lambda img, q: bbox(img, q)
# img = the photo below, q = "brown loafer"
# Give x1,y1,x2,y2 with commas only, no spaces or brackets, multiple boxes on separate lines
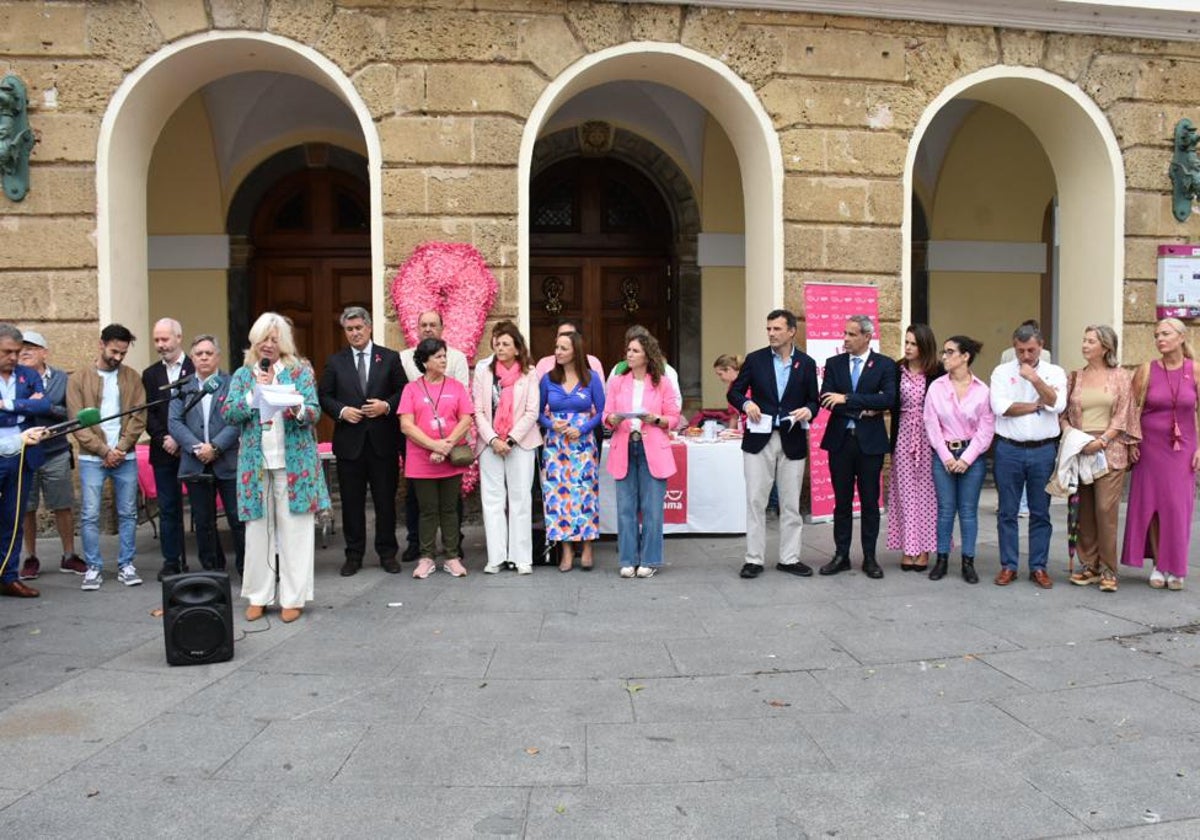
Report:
0,580,40,598
280,607,302,623
245,605,265,621
1030,569,1054,589
994,568,1018,586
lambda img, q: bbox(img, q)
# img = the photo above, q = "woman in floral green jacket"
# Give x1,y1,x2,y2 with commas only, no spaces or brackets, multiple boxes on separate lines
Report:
222,312,326,624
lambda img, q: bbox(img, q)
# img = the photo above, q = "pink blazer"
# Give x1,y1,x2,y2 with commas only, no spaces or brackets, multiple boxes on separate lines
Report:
604,372,680,480
472,365,542,454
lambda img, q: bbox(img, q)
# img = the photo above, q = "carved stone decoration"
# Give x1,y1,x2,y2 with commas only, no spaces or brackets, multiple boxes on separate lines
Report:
577,120,614,157
1170,118,1200,222
0,75,35,202
621,276,640,314
542,275,564,315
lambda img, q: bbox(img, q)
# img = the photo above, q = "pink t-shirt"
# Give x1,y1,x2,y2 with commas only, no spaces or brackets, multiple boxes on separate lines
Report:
398,377,474,479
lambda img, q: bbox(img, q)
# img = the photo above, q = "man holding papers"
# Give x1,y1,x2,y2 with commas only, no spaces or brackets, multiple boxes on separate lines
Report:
727,310,820,579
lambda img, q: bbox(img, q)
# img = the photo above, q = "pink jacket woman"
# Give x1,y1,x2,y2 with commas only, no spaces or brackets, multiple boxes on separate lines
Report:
604,373,680,480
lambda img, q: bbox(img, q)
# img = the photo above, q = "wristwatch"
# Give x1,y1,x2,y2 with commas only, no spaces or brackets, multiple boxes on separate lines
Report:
211,445,222,457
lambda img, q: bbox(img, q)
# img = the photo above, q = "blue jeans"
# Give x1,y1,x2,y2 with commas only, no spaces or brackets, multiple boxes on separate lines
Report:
993,439,1056,571
79,458,138,571
615,439,667,568
931,454,987,556
152,461,183,567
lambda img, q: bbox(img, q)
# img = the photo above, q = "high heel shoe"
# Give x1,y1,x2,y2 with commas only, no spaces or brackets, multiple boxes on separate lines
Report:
559,546,574,573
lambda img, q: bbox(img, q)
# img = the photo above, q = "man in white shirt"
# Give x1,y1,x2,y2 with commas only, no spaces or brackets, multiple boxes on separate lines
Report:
990,321,1067,589
400,310,469,386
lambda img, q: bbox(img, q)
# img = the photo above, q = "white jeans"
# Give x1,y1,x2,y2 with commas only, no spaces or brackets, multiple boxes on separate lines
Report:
242,468,314,608
478,446,536,570
743,432,805,566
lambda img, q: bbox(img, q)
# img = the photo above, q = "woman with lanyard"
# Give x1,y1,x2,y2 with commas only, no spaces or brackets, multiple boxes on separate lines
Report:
400,337,474,579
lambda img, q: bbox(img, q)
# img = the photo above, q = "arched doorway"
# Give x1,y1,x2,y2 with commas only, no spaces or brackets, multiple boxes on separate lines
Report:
530,157,674,367
247,164,370,440
905,67,1124,372
97,31,383,369
519,43,783,364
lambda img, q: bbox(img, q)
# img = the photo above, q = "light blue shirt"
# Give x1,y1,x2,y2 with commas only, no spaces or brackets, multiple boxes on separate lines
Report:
0,372,19,449
772,346,794,426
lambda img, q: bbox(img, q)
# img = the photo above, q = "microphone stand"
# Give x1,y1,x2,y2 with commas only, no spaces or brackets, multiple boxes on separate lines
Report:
39,392,186,441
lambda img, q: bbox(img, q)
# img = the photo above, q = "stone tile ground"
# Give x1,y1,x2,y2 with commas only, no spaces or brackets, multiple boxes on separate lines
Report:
1,489,1198,838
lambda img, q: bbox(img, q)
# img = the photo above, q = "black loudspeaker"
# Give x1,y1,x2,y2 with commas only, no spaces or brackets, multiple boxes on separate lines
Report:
163,572,234,666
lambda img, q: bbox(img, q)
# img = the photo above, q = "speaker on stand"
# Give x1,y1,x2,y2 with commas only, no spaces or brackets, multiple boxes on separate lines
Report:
163,572,234,666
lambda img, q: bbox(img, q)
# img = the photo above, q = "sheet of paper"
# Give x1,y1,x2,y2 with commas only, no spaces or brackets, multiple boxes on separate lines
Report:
254,383,303,423
746,414,772,434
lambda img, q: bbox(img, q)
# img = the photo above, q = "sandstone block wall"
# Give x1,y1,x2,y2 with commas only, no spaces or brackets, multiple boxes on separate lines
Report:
2,0,1200,366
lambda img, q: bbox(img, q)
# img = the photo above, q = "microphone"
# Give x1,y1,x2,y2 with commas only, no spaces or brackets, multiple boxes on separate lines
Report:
41,407,103,439
259,358,271,374
181,376,221,415
159,373,197,391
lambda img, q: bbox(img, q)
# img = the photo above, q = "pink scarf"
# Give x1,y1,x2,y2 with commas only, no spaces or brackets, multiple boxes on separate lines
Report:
492,361,523,440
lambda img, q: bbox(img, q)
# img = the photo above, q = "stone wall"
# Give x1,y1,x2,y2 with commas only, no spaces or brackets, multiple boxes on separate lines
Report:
3,0,1200,364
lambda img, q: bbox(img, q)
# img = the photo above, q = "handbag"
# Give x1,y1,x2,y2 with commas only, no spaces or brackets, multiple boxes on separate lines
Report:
449,443,476,467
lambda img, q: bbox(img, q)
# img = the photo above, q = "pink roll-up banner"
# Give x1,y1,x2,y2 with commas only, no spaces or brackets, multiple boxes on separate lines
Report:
804,283,880,522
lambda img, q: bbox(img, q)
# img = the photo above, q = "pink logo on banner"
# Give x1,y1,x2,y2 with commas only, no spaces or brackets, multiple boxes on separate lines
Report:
664,444,688,524
804,283,880,521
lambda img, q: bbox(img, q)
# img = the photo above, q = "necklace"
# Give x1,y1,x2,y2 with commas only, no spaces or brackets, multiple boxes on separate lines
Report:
1162,360,1185,451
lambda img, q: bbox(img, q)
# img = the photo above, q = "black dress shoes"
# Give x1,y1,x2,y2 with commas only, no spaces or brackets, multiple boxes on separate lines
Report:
819,555,851,576
402,544,420,564
739,562,764,579
929,552,949,581
339,557,362,577
862,557,884,579
157,563,181,582
776,561,813,577
380,556,402,574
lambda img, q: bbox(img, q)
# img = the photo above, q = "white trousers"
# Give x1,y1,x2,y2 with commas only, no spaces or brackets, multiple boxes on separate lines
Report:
743,431,805,566
242,468,315,609
478,446,536,570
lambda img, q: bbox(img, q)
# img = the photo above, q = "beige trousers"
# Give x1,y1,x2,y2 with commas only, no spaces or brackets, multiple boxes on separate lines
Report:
242,468,315,609
743,431,805,566
1076,467,1126,575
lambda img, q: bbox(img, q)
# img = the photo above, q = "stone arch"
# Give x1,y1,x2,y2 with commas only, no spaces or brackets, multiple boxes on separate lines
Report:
904,66,1124,369
97,30,383,368
520,42,784,352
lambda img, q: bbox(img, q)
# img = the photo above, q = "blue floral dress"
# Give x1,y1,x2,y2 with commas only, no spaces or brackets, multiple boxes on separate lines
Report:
539,373,605,542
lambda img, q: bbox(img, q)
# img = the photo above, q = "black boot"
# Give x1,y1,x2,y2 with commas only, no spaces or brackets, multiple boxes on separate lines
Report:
929,552,949,581
961,555,979,585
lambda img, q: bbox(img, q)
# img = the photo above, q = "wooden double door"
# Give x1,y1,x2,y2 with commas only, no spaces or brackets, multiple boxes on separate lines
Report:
529,156,676,371
250,167,371,441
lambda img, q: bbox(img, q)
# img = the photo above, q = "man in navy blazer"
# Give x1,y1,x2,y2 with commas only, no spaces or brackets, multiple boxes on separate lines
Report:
819,315,897,579
168,334,244,575
318,306,407,577
728,309,820,579
0,323,50,597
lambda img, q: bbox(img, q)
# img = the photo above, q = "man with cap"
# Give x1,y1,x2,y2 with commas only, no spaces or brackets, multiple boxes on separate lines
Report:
0,323,50,597
16,330,86,581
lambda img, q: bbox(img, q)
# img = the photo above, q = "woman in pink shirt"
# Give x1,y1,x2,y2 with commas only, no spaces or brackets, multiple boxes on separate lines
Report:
923,335,995,584
399,338,474,579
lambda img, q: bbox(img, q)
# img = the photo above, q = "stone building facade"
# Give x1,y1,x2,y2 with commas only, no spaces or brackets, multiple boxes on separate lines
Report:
2,0,1198,408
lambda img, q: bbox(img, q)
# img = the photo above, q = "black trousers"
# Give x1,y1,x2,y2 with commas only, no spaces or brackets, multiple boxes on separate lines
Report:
829,432,884,558
183,473,245,573
337,439,399,561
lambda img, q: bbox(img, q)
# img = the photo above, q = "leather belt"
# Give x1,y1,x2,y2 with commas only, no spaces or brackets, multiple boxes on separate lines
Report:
946,439,969,452
996,435,1058,449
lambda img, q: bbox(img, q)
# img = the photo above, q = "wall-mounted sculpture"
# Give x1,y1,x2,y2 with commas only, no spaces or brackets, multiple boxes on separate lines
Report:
1170,118,1200,223
0,75,34,202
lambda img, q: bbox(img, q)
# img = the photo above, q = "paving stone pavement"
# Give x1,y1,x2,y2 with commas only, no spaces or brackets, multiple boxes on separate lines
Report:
2,489,1199,839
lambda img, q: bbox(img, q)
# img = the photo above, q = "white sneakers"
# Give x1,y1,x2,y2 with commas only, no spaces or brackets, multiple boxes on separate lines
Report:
81,568,101,591
81,564,142,590
619,566,636,578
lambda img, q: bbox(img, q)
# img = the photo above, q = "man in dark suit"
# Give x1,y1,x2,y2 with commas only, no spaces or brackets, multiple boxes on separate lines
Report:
819,315,897,579
168,334,244,574
319,306,407,576
727,309,821,580
142,318,195,581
